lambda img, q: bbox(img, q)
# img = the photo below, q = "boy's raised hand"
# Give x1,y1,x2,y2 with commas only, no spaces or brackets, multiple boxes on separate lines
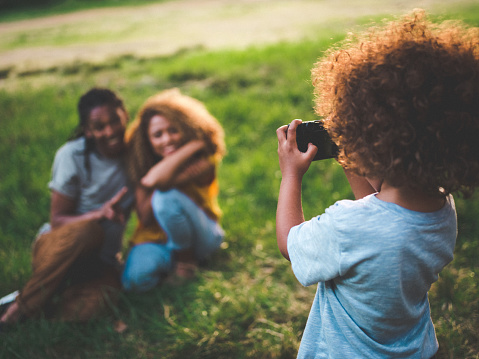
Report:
277,119,318,178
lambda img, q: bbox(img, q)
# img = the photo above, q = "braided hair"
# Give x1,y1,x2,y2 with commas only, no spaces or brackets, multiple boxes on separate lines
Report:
69,88,126,180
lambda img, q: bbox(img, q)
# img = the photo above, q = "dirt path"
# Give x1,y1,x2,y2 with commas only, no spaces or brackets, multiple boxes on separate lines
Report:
0,0,472,72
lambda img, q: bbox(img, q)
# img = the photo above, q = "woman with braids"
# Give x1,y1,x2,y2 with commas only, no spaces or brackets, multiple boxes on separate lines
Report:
0,88,134,326
122,88,225,292
276,10,479,358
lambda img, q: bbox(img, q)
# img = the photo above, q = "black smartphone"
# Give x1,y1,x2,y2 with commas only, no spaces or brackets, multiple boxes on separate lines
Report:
288,120,339,161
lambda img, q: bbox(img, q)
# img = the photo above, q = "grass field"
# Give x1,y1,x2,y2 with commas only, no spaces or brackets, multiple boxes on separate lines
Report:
1,2,478,358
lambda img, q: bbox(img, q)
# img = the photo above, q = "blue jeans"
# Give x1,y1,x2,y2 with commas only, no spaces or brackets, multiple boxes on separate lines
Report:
122,189,224,292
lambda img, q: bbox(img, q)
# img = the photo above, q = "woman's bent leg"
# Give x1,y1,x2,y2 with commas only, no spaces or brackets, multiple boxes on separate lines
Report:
16,220,104,318
54,264,121,322
121,243,172,292
151,189,224,262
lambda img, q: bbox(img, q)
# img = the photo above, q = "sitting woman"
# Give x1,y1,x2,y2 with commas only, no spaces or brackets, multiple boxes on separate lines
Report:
122,89,226,292
0,88,134,325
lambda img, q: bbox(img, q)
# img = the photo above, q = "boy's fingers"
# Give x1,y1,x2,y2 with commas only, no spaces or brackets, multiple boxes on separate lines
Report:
277,119,302,142
286,119,302,142
276,125,289,140
306,143,318,161
290,119,302,127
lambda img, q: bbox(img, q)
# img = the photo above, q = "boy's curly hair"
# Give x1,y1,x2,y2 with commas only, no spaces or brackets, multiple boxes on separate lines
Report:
312,9,479,197
125,88,226,185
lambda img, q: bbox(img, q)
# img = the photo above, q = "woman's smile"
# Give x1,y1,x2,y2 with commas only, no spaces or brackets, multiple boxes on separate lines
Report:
148,115,184,158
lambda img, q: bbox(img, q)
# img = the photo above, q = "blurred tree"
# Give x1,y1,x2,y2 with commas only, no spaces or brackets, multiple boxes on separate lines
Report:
0,0,58,10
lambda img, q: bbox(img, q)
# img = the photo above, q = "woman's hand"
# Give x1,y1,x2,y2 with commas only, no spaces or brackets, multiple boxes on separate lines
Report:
50,186,129,228
98,186,129,223
141,139,209,190
184,139,207,154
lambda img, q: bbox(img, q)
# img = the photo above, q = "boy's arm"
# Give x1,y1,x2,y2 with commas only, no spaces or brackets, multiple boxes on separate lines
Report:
276,175,304,261
276,120,318,261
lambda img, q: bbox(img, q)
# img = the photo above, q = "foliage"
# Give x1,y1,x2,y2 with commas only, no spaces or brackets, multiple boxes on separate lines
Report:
1,7,478,359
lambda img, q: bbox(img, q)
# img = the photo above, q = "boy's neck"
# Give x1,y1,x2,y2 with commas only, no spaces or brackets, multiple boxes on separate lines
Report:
376,181,446,213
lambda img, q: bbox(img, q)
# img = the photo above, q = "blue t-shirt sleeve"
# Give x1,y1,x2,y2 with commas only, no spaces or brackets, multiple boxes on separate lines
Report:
48,144,80,199
287,204,342,286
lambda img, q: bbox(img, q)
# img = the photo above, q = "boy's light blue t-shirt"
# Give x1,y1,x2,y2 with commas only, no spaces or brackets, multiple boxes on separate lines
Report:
288,194,456,358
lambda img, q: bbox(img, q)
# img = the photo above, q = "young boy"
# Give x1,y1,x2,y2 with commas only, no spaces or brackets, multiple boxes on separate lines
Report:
276,10,479,358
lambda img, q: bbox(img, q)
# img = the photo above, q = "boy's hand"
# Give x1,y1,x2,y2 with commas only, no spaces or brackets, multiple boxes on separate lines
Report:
277,119,318,178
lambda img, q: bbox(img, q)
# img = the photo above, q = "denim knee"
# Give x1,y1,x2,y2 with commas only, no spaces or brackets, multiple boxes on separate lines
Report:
151,190,184,218
121,243,172,292
151,189,224,259
151,190,194,249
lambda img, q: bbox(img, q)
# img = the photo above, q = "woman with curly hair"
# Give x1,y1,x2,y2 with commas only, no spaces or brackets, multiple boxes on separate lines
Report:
276,10,478,358
122,89,225,291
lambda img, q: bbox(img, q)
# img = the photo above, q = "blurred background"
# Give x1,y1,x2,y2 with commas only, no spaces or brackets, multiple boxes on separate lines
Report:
1,0,477,74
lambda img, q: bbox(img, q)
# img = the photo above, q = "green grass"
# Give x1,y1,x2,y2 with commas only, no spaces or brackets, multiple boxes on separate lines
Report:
1,7,478,359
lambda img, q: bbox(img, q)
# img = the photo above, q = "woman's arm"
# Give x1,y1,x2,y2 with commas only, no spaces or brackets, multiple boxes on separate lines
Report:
173,157,215,188
134,185,157,226
50,187,128,229
141,140,212,190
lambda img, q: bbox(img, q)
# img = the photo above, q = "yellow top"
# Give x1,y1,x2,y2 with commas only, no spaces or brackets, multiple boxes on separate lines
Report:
129,157,221,246
129,220,168,246
179,177,222,221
